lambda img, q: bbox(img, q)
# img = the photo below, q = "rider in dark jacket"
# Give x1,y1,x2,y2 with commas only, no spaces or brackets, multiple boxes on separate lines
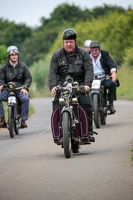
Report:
0,45,32,128
48,29,95,142
90,41,118,114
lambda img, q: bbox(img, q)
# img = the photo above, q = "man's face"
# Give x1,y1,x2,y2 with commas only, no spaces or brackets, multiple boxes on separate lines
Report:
85,46,91,52
63,40,76,53
9,54,18,62
90,48,101,58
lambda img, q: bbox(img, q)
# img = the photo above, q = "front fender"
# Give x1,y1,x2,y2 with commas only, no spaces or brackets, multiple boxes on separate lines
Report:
91,89,100,95
61,106,72,115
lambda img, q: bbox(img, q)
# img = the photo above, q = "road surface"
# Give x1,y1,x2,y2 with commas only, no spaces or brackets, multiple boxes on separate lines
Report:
0,98,133,200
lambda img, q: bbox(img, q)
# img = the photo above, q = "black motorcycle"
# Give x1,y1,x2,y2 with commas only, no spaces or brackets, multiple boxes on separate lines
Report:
3,82,22,138
91,74,114,128
51,76,95,159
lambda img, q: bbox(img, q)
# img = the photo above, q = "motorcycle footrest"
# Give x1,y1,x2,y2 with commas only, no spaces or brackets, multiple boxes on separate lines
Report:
81,137,91,145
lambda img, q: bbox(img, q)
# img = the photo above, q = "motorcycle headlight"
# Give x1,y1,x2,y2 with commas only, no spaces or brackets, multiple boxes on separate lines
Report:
62,89,71,98
7,82,15,90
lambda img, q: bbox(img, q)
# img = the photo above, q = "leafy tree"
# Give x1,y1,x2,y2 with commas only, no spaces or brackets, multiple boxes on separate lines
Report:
0,45,8,66
92,4,125,18
0,18,32,49
20,29,57,66
30,54,51,90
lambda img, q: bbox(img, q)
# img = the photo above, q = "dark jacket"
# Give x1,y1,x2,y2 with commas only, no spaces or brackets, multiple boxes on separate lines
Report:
48,47,93,90
100,50,117,75
0,61,32,89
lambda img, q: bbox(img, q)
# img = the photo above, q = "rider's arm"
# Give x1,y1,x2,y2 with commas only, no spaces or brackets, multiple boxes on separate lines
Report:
103,50,117,72
0,65,6,86
23,64,32,89
48,52,59,91
83,52,94,88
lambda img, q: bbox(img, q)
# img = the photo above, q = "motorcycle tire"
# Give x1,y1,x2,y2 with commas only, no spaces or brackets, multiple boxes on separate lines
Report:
92,94,101,128
62,112,71,158
8,106,15,138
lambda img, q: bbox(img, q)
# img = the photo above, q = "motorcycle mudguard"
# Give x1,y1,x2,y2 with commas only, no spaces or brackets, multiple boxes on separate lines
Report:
74,105,88,137
51,106,62,139
51,105,88,139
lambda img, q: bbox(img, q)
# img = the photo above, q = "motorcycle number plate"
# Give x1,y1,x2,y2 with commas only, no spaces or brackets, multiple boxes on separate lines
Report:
91,80,101,89
8,96,16,104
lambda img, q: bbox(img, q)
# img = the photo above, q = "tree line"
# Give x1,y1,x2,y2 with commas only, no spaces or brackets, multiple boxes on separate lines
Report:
0,3,127,66
0,3,133,95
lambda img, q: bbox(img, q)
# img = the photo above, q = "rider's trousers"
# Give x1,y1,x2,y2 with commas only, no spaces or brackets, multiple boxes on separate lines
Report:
101,79,117,103
0,90,29,120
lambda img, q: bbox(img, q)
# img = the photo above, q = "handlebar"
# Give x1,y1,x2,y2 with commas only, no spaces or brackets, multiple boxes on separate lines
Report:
2,82,24,91
56,84,85,93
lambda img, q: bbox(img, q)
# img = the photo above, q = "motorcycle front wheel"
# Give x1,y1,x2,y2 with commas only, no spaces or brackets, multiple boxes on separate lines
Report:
62,112,71,158
92,94,101,128
8,106,15,138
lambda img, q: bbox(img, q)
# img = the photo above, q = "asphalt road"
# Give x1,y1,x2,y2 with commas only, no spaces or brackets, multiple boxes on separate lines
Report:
0,98,133,200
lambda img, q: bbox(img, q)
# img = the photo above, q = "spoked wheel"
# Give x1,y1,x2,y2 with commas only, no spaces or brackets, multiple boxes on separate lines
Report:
62,112,71,158
92,94,101,128
8,106,15,138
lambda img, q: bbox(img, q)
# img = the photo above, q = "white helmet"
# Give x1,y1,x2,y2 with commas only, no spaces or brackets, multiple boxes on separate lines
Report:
84,40,92,47
7,45,19,55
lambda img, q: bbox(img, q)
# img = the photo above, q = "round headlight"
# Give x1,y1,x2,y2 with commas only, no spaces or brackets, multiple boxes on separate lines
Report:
7,82,15,90
62,89,71,98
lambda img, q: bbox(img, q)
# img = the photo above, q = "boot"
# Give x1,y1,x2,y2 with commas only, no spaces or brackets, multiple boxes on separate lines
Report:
21,120,27,128
89,131,95,142
109,102,116,114
0,118,7,128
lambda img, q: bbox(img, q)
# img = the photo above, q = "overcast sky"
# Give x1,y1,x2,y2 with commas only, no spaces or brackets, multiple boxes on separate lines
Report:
0,0,133,27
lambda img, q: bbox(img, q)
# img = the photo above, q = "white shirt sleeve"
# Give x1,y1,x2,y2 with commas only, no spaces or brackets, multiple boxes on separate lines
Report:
110,68,116,74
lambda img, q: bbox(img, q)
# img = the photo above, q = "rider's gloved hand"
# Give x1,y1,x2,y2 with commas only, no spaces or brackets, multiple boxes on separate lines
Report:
111,71,117,82
20,88,29,96
0,85,3,91
84,85,90,93
51,87,57,96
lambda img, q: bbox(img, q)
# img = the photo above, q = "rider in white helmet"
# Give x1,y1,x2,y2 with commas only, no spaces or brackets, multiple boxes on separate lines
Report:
7,45,19,55
84,40,92,53
0,45,32,128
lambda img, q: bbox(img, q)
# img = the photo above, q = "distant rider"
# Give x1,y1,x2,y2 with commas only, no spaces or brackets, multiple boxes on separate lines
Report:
90,41,118,114
0,45,32,128
84,39,92,53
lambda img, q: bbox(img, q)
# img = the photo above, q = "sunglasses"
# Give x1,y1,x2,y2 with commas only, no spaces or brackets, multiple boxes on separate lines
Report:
90,48,100,52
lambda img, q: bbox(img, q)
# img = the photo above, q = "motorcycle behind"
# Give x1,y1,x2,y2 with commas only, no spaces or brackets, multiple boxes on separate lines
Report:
90,73,113,128
51,76,96,159
3,82,22,138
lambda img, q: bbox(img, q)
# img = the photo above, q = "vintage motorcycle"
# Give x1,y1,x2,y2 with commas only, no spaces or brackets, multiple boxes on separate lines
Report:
51,76,96,159
91,73,113,128
3,82,22,138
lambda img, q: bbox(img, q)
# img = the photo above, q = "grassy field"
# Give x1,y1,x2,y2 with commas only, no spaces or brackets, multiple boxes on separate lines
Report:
117,65,133,101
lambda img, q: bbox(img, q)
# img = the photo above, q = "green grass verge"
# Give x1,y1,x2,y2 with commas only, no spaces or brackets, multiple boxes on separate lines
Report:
117,65,133,101
130,147,133,164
